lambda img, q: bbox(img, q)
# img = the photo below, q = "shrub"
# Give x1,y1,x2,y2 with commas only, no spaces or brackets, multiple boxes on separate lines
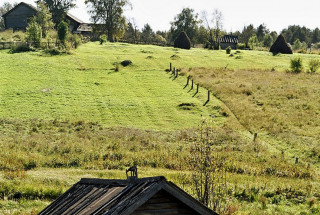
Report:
308,59,320,73
57,21,68,45
99,34,107,45
9,43,32,53
26,21,42,48
290,57,303,73
226,46,232,54
70,34,82,49
237,43,246,50
174,31,191,50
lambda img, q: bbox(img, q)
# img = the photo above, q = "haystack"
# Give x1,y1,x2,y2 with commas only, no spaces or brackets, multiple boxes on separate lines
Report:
270,35,293,54
174,31,191,50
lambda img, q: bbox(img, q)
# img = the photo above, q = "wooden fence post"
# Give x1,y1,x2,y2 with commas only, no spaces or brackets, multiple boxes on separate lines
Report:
191,79,194,90
172,67,175,75
208,90,210,101
170,63,172,71
176,69,178,77
196,84,199,94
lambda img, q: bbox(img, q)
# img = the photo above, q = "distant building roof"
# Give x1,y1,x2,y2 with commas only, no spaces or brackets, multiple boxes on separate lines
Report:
39,176,218,215
219,35,239,44
2,1,87,25
2,2,37,18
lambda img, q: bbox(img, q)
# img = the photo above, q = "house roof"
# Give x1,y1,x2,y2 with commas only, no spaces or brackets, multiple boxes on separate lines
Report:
2,2,37,18
2,1,85,25
39,176,218,215
220,35,239,44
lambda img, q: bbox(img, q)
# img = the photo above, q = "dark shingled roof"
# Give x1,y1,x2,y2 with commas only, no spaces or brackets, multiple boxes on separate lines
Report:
219,35,239,44
39,176,218,215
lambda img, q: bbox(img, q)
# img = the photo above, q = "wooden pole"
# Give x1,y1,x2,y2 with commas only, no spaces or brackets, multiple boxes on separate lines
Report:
170,63,172,71
208,90,210,101
173,67,175,75
176,69,178,77
191,79,194,90
186,76,189,85
196,84,199,94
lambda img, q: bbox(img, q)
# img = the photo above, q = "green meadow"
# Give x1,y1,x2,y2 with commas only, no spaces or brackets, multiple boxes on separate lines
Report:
0,42,320,214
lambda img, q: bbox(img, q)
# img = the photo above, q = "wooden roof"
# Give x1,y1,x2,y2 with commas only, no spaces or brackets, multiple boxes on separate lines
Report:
2,1,85,25
39,176,218,215
219,35,239,44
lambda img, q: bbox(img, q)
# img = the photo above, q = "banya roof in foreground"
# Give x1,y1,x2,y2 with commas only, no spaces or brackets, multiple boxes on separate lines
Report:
39,176,218,215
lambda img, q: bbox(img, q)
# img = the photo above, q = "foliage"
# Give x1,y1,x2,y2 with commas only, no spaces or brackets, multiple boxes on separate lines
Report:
189,120,229,213
293,39,302,51
0,30,25,42
69,34,82,49
99,34,107,44
26,20,42,48
170,8,200,45
201,9,224,49
85,0,130,42
263,34,273,47
9,43,33,53
37,0,76,25
256,24,269,42
0,2,16,30
226,46,231,54
308,59,320,73
248,35,259,50
33,2,55,38
240,24,255,48
57,21,68,45
290,57,303,73
141,23,154,44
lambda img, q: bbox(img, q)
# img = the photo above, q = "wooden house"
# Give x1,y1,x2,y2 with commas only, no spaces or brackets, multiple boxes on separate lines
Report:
2,2,91,34
39,176,218,215
219,35,239,50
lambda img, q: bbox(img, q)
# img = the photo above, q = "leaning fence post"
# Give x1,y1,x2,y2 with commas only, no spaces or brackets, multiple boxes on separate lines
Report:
170,63,172,71
208,90,210,101
196,84,199,94
191,79,194,90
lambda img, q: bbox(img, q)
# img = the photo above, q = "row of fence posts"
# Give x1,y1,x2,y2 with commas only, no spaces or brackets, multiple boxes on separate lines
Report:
169,62,210,106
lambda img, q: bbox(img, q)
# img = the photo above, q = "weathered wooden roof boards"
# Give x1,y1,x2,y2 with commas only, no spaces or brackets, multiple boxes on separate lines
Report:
39,176,218,215
2,2,92,34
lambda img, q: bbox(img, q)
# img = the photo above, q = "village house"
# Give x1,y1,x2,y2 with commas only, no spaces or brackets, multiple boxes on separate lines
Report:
39,175,218,215
219,35,239,50
2,2,91,35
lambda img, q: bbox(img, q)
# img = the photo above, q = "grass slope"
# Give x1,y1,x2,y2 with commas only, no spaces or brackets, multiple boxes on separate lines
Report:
1,42,320,214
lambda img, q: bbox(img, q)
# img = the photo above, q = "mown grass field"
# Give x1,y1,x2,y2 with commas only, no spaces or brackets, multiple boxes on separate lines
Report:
0,42,320,214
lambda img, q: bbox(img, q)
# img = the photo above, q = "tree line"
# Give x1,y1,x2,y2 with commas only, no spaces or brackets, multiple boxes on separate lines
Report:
1,0,320,49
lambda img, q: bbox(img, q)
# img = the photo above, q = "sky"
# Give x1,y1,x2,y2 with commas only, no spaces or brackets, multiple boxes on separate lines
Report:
5,0,320,33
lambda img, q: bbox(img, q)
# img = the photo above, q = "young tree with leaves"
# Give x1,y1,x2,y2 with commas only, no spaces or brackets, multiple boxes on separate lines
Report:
36,0,76,25
85,0,130,42
0,2,16,30
170,8,199,45
202,9,224,49
240,24,255,48
141,23,154,44
26,20,42,48
31,2,55,38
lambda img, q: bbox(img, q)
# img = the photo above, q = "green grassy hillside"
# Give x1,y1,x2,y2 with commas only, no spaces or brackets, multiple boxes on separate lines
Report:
0,42,320,214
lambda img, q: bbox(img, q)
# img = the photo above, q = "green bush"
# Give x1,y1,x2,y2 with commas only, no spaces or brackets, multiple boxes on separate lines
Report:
70,34,82,49
308,59,320,73
26,21,42,48
226,46,232,54
99,34,107,45
9,43,32,53
290,57,303,73
237,43,246,50
57,21,68,45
